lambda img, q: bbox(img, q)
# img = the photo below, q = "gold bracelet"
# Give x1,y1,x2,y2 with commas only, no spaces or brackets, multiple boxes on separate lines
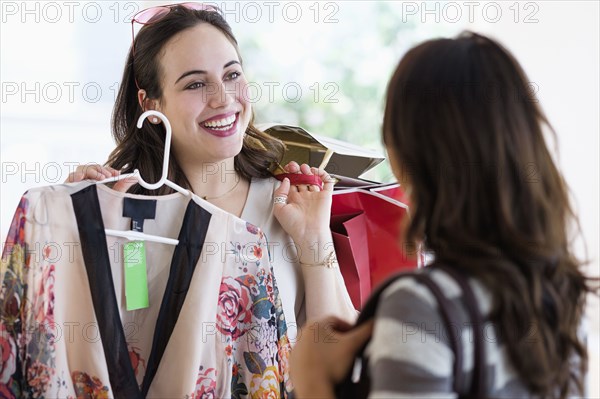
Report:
299,251,338,268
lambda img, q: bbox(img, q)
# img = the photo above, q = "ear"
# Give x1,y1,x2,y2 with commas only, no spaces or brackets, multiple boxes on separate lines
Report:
137,89,162,124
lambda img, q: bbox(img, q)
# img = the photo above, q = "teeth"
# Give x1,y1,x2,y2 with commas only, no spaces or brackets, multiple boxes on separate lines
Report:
204,114,236,128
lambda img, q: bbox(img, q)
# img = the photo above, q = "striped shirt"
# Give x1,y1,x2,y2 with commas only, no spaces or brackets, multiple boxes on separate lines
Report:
364,268,533,398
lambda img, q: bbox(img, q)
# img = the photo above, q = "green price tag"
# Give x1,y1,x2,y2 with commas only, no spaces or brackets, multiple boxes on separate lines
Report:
123,241,149,311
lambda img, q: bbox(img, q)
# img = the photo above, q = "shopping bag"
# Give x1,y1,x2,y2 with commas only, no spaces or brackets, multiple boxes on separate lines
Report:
261,123,420,309
331,184,420,309
256,123,385,178
330,211,371,309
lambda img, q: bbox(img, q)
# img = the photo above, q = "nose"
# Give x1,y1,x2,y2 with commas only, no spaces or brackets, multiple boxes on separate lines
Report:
206,81,234,108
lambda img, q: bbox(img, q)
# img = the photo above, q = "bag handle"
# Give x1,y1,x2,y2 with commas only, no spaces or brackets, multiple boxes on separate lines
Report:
336,265,486,398
411,272,466,393
273,173,323,189
436,265,487,398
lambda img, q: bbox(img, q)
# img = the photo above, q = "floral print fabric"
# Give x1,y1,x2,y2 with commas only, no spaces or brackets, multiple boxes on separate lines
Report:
0,183,292,398
1,196,59,398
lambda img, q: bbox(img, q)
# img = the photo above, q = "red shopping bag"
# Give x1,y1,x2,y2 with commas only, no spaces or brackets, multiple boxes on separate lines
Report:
331,211,371,310
260,122,419,309
331,184,420,309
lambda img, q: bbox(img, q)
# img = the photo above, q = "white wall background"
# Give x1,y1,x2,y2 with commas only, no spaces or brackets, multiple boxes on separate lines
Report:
1,1,598,396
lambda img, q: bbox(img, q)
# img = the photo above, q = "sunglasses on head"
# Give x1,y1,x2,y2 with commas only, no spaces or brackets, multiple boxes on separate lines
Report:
130,2,220,89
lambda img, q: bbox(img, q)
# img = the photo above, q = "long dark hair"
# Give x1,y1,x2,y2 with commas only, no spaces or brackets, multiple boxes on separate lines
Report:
107,6,284,195
383,31,594,398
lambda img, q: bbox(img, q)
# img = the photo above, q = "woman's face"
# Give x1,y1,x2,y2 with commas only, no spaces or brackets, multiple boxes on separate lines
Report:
153,23,251,166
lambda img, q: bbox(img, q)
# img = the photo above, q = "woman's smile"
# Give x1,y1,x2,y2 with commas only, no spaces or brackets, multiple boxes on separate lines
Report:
200,111,239,137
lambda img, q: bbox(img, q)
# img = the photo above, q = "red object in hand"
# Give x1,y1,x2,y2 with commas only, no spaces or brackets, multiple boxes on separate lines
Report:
331,185,420,309
274,173,324,190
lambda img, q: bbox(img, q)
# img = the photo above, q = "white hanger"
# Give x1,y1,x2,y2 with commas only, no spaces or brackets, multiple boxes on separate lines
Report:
99,110,192,245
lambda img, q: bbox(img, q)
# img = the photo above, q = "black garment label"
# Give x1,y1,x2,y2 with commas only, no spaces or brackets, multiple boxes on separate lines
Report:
123,197,157,232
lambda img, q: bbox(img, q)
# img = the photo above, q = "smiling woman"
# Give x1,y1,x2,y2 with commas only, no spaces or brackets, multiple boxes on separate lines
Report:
83,0,358,354
131,23,252,184
109,5,282,199
0,3,357,398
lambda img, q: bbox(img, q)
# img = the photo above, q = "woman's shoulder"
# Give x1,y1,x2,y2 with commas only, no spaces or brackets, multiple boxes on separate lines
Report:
243,176,282,232
369,268,486,357
373,269,450,327
376,267,492,320
244,176,279,214
249,175,279,192
367,268,528,398
365,269,457,396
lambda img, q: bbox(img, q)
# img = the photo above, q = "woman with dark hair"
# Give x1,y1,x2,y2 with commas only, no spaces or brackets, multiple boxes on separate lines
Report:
290,31,595,399
69,4,355,324
55,2,355,397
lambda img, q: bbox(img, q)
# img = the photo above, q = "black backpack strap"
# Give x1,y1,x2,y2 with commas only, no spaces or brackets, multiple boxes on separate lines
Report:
411,271,465,394
335,266,488,399
335,271,420,398
436,264,487,398
353,271,416,325
336,269,465,397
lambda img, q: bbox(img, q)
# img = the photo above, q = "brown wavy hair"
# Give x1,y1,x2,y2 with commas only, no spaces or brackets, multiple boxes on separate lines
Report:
107,5,284,195
383,31,595,398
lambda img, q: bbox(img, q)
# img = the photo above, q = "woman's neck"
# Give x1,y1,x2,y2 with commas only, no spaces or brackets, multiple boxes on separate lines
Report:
181,159,237,196
181,158,250,217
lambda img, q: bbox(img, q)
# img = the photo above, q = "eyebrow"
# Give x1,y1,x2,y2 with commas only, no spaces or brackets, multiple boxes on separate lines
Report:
175,60,241,84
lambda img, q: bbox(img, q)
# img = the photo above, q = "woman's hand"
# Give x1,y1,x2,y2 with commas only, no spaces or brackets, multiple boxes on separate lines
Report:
65,164,135,192
272,162,335,244
290,316,374,398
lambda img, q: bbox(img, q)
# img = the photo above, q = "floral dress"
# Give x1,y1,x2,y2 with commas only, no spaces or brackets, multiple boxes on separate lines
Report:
0,182,292,398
